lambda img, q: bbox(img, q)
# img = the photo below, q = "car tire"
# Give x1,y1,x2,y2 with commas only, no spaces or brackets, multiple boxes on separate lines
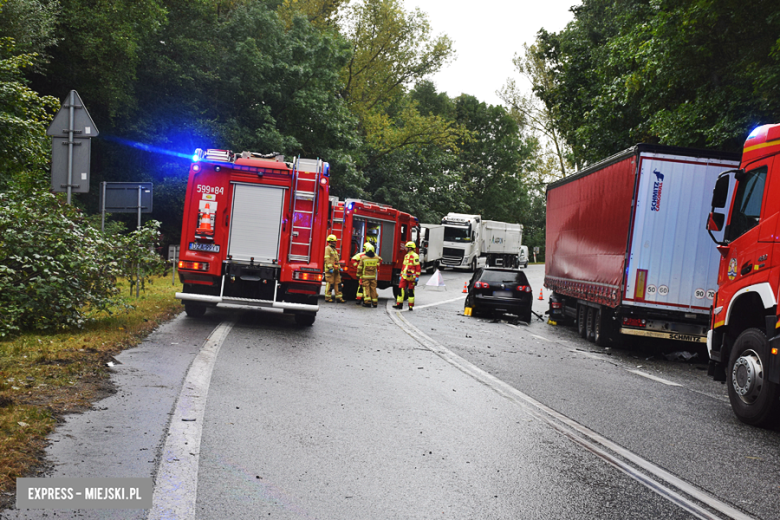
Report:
295,313,316,326
727,328,780,427
586,307,597,342
522,309,532,323
184,303,206,318
577,304,587,338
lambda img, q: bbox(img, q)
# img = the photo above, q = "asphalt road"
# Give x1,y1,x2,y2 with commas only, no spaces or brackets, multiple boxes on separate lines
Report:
3,265,779,519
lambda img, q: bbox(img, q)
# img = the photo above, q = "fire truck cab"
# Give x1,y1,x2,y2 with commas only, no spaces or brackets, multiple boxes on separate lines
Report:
706,123,780,425
327,199,419,300
176,148,330,326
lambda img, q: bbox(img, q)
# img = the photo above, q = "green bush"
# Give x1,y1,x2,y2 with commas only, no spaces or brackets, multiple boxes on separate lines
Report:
0,188,165,337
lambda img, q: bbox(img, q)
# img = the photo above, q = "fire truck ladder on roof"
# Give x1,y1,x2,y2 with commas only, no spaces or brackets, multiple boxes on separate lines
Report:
287,157,322,263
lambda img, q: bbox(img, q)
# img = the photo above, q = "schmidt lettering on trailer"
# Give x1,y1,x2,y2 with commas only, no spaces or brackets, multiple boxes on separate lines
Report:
651,170,664,212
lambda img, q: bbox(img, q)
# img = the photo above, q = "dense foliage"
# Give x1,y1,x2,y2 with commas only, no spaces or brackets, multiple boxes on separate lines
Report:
532,0,780,165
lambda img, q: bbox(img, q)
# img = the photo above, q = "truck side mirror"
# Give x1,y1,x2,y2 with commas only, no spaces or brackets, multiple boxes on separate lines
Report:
706,212,724,232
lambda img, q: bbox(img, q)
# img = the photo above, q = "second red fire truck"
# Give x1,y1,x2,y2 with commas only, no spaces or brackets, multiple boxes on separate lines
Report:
327,199,419,299
175,148,331,326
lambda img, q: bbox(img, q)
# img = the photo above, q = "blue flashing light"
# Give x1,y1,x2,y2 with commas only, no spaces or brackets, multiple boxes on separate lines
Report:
104,135,196,160
748,126,763,139
347,202,354,210
192,153,200,162
323,162,330,177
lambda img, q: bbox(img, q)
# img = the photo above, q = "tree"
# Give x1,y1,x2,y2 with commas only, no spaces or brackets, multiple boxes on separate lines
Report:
0,0,59,190
339,0,459,167
534,0,780,164
499,43,574,179
451,95,536,223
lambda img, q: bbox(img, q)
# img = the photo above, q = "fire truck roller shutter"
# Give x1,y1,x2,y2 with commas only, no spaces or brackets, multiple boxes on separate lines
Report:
379,222,395,264
227,183,286,263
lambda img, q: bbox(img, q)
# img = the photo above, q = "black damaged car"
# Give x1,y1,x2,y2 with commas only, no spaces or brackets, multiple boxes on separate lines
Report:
465,267,533,322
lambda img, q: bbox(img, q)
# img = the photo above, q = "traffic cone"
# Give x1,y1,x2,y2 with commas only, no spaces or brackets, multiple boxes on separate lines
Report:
538,288,543,300
462,282,468,293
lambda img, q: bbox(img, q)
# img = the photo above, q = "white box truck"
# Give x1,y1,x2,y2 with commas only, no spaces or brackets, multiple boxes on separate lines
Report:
418,224,444,273
439,213,523,271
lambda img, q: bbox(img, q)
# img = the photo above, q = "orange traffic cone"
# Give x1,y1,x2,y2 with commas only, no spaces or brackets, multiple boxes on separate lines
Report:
462,282,468,293
538,289,543,300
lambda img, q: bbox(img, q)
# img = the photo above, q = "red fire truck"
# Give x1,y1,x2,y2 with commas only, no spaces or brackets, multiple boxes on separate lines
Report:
175,148,330,326
327,199,419,299
706,124,780,425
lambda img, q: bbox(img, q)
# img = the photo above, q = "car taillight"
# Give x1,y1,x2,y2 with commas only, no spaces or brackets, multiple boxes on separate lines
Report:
179,260,210,271
474,281,490,289
517,285,532,292
293,271,323,282
551,302,562,309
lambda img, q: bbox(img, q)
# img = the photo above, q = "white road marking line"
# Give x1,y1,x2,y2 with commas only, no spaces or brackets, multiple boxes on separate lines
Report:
388,308,753,520
627,369,683,387
148,317,237,520
410,295,466,310
532,334,551,342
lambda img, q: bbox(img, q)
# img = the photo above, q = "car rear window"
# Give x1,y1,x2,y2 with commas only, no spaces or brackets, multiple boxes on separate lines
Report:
479,269,529,285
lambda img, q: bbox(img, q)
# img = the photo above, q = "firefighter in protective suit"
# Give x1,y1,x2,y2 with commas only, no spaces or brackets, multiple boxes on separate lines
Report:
351,242,372,305
356,243,382,307
394,241,421,311
324,235,345,303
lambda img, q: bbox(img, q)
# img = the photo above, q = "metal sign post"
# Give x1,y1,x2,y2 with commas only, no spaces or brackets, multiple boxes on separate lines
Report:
47,90,99,203
168,245,180,286
98,182,153,297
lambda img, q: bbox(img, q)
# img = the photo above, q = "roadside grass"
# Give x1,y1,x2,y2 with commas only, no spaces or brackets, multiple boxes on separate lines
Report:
0,276,182,499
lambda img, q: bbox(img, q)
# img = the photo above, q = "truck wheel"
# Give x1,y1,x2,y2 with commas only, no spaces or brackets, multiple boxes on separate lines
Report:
470,258,477,272
577,304,587,338
727,328,780,427
184,303,206,318
586,307,597,342
295,313,316,326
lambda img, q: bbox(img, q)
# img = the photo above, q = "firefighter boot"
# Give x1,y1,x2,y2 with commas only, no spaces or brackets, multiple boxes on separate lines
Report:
336,298,345,303
393,303,403,310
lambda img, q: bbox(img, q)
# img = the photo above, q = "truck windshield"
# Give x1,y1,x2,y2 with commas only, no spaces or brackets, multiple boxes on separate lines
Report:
727,166,767,242
444,226,470,242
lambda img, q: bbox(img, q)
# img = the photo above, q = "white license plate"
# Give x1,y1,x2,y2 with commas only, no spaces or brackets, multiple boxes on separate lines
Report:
189,242,220,253
493,290,513,298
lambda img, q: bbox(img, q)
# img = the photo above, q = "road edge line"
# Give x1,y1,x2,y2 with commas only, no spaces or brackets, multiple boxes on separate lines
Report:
147,317,237,520
387,308,753,520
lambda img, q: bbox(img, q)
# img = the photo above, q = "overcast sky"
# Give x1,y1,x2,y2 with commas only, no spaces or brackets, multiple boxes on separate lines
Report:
404,0,580,107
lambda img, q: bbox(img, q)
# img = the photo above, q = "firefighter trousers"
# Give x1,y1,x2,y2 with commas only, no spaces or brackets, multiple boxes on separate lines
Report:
396,279,416,308
363,279,378,304
325,272,343,301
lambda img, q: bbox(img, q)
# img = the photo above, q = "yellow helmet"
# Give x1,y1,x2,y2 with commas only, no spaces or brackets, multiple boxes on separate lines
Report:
364,242,375,252
327,234,337,242
405,241,416,249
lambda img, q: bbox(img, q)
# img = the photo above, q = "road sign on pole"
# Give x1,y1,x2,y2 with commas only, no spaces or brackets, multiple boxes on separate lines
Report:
47,90,99,204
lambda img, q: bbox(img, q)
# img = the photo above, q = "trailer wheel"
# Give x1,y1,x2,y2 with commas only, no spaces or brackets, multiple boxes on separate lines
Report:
295,313,316,327
577,304,587,338
585,307,597,342
184,303,206,318
727,328,780,427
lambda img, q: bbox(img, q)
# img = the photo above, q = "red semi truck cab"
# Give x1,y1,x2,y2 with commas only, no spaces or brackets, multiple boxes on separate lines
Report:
327,199,419,300
175,148,330,326
706,123,780,425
